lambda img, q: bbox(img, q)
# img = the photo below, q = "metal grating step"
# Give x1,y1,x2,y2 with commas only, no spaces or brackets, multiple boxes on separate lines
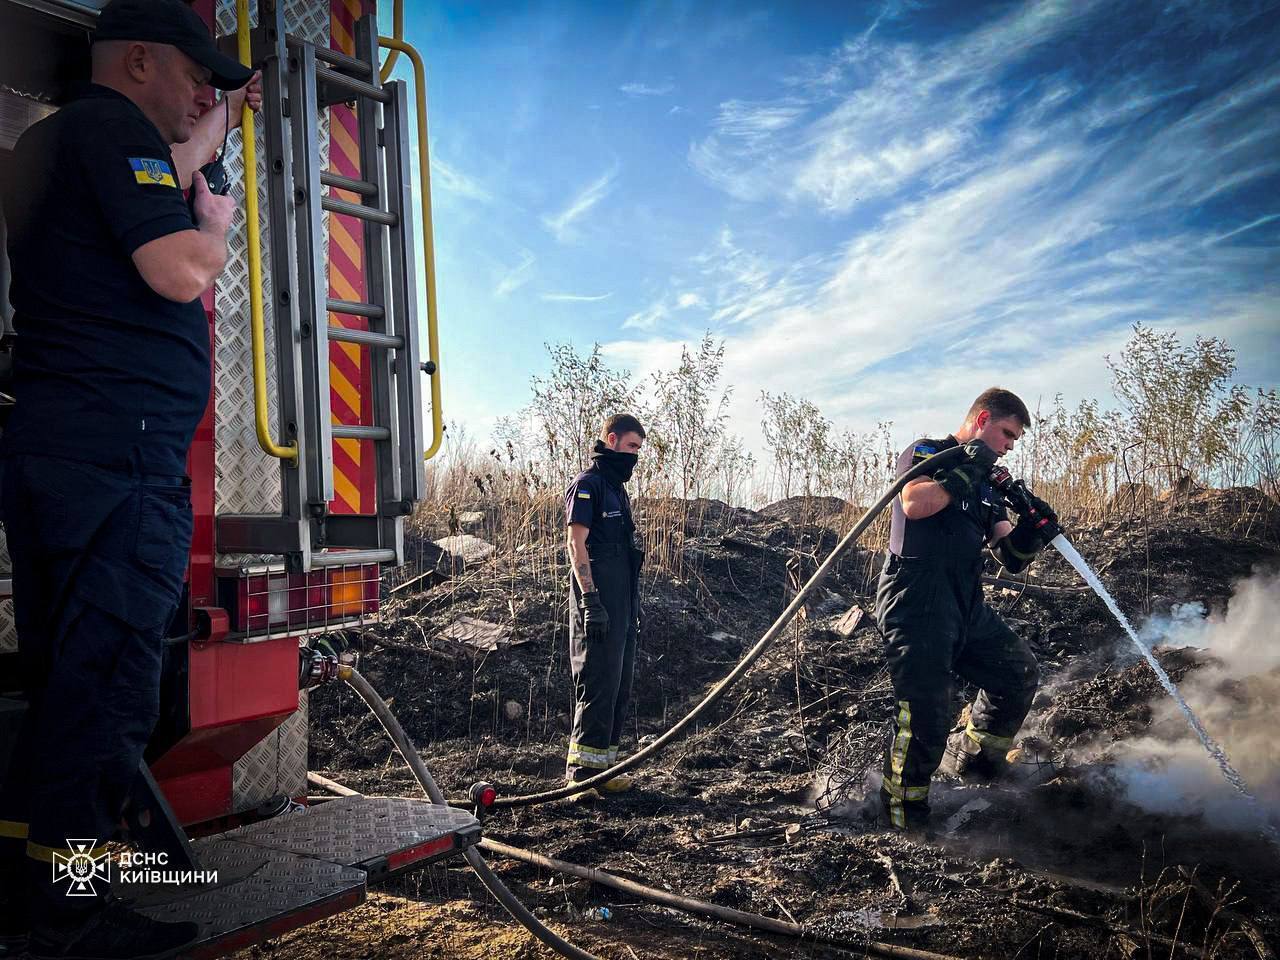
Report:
116,797,480,957
220,795,482,879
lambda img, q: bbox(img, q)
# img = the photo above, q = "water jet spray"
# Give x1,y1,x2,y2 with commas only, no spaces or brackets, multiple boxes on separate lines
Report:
993,470,1280,850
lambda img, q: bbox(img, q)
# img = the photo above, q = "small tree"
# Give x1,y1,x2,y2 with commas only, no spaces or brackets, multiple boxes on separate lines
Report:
1234,389,1280,497
528,342,636,478
1107,324,1249,489
829,420,894,507
759,391,832,499
714,433,756,506
648,333,730,500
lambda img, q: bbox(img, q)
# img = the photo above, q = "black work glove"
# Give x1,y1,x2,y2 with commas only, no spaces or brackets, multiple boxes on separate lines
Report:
1025,491,1058,531
962,439,999,468
1005,515,1045,559
933,462,987,502
580,591,610,638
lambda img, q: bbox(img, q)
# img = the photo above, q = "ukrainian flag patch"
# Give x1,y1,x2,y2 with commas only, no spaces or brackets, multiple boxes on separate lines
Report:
911,443,937,461
576,491,592,500
129,157,177,188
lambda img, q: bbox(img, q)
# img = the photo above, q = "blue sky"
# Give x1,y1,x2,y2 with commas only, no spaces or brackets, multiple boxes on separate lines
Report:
381,0,1280,451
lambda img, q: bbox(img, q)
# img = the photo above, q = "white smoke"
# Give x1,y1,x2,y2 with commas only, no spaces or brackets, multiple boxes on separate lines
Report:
1106,570,1280,829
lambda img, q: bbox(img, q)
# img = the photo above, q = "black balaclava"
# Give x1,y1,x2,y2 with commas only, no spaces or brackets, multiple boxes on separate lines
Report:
591,439,637,485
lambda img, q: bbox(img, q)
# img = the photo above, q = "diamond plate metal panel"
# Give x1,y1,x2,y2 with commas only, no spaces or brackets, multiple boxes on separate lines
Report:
120,798,479,954
278,686,309,797
124,837,365,954
0,526,13,655
222,796,481,867
212,0,329,524
0,600,14,656
232,689,309,810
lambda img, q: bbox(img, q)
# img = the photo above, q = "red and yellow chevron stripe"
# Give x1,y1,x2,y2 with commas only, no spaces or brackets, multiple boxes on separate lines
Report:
328,0,375,514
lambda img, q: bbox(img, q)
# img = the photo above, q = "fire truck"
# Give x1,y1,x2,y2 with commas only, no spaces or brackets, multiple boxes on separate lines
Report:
0,0,475,953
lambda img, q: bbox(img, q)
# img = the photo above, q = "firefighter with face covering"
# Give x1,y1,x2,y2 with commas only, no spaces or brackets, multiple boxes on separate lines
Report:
876,388,1058,831
563,414,646,799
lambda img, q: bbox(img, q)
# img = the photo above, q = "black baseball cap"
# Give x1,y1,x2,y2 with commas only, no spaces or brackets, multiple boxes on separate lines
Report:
94,0,254,90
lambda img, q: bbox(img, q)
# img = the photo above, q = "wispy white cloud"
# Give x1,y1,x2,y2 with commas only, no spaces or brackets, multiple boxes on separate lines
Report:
622,299,669,331
625,2,1280,452
494,250,535,298
431,157,492,203
1205,214,1280,246
542,165,620,242
540,291,614,302
620,81,675,97
691,0,1110,212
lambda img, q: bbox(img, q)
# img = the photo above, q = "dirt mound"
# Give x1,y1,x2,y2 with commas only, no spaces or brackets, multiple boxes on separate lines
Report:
756,495,851,525
1162,485,1280,538
632,495,760,534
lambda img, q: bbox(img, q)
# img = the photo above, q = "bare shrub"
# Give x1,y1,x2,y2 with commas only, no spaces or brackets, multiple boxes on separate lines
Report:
1107,323,1250,490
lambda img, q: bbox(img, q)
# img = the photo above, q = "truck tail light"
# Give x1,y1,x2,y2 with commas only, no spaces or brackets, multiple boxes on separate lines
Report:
225,563,381,636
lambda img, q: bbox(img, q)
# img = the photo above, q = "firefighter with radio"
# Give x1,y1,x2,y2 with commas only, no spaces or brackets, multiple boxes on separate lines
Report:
0,1,259,956
564,414,647,800
875,388,1058,832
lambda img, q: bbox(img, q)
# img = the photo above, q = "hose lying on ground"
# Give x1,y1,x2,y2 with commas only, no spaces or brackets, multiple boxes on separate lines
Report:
484,442,973,807
340,665,601,960
478,838,964,960
308,772,961,960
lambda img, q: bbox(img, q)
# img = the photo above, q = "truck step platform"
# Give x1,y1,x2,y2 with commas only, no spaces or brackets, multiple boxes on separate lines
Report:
116,797,480,959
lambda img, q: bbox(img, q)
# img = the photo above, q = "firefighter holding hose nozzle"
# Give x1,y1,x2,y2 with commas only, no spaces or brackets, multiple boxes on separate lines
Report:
875,388,1059,831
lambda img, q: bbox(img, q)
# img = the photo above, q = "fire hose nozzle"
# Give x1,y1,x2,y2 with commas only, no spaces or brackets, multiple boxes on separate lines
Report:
988,467,1063,540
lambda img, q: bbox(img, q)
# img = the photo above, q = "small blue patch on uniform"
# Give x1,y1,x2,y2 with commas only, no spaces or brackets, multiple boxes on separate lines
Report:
577,491,591,500
911,443,937,460
128,157,176,188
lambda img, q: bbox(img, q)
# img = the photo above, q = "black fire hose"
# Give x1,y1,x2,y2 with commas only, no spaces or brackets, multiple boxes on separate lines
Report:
340,665,601,960
488,441,975,808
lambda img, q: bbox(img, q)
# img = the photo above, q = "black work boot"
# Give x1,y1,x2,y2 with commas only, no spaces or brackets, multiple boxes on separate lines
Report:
27,901,198,960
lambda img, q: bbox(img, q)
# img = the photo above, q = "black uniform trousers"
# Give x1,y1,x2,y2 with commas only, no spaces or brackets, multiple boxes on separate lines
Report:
0,455,191,933
875,553,1038,828
566,543,639,779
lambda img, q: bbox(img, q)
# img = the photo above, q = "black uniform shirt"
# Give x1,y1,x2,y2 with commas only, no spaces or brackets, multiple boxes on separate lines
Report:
564,465,634,547
2,84,210,476
888,435,1006,561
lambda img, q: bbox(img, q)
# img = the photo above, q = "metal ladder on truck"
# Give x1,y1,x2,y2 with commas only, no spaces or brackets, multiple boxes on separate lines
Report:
113,10,475,957
216,5,441,574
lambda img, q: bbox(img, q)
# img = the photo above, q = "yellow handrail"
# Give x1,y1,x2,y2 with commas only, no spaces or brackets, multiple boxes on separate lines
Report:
378,35,444,461
378,0,402,83
237,0,298,464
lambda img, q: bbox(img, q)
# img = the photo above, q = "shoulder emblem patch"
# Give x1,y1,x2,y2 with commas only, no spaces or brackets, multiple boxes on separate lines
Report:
129,157,177,188
576,491,592,500
911,443,937,461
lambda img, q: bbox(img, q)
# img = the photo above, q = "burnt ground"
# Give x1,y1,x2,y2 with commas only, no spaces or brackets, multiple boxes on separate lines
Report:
237,489,1280,960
